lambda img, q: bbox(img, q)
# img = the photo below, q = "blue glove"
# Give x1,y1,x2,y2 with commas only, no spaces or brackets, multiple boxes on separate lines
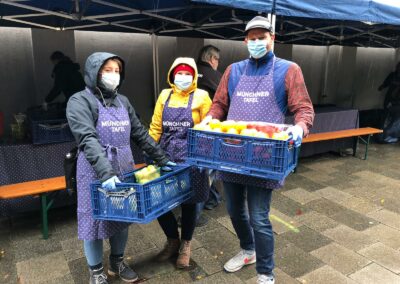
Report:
286,125,304,147
101,176,121,190
161,161,177,172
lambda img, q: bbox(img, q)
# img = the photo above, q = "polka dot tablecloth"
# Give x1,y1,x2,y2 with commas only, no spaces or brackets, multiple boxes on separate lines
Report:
0,141,144,217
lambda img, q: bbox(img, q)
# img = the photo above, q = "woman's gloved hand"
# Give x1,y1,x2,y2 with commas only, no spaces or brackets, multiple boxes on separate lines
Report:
286,125,304,147
161,161,177,172
101,176,121,190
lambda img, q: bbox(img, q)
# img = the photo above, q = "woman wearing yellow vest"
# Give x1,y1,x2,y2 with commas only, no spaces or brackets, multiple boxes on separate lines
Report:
149,57,211,268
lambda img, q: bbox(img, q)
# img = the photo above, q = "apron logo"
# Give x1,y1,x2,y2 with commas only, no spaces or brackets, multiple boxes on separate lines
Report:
163,121,191,131
101,120,129,133
237,91,270,103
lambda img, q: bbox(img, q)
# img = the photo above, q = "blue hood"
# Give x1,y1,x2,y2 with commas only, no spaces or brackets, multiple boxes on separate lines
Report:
84,52,125,91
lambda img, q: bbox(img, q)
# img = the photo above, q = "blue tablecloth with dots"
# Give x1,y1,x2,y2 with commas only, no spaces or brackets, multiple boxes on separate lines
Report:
0,141,145,216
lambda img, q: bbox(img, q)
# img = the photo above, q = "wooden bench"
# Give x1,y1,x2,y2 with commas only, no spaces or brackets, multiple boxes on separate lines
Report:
0,163,147,239
0,176,66,239
302,127,383,160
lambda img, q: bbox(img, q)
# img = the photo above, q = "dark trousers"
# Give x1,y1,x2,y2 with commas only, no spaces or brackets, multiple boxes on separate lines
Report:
157,203,197,241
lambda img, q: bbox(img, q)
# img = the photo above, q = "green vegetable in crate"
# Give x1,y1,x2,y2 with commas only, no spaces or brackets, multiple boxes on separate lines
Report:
134,165,161,184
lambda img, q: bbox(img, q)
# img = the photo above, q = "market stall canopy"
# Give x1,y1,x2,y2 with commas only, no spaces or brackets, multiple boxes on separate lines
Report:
0,0,399,47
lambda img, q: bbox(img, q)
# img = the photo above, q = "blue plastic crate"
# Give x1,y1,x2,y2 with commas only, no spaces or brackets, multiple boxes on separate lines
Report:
90,164,193,223
186,129,299,181
31,119,74,144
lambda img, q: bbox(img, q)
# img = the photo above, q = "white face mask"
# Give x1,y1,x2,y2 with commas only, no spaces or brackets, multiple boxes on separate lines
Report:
101,73,120,91
174,74,193,91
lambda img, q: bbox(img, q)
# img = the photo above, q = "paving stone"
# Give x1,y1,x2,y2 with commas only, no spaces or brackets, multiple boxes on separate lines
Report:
68,257,89,284
353,171,400,188
125,224,157,254
307,199,376,231
280,226,332,253
314,186,353,203
139,221,171,249
322,225,376,251
232,260,257,282
275,243,324,278
0,234,17,284
299,170,336,184
10,232,62,262
340,196,382,214
60,237,84,262
281,188,321,204
216,216,236,235
297,265,357,284
129,248,176,279
145,271,193,283
194,214,225,236
274,234,292,251
302,159,344,173
41,273,75,284
363,224,400,250
293,211,338,232
310,243,371,275
367,209,400,230
380,197,400,214
329,207,377,231
195,271,243,284
195,227,240,266
306,198,347,217
270,209,301,235
349,263,400,284
358,242,400,274
271,193,310,217
281,175,325,192
16,251,69,283
191,247,222,275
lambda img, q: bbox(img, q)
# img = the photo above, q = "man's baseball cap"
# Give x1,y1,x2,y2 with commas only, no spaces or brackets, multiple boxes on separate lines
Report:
245,16,274,33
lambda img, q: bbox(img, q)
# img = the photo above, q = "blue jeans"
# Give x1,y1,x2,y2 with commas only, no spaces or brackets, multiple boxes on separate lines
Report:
224,181,274,275
83,227,129,266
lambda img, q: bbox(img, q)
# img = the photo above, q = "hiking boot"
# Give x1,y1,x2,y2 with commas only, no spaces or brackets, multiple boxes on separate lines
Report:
89,266,108,284
224,249,256,272
108,256,138,283
156,238,180,261
257,274,275,284
176,240,191,268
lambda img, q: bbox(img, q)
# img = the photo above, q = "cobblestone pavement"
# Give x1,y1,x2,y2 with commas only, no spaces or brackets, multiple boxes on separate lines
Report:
1,143,400,283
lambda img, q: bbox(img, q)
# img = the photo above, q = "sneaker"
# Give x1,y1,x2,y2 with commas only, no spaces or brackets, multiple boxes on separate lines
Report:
224,249,256,272
257,274,275,284
108,256,138,283
156,238,180,261
89,267,108,284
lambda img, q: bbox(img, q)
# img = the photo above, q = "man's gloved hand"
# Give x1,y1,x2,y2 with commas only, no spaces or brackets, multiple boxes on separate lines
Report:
286,125,304,147
161,161,177,172
101,176,121,190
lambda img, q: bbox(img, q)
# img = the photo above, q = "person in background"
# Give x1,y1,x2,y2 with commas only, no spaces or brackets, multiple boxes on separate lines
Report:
197,45,222,100
149,57,212,268
378,62,400,143
202,16,314,284
378,62,400,110
195,45,224,225
45,51,85,106
67,52,174,284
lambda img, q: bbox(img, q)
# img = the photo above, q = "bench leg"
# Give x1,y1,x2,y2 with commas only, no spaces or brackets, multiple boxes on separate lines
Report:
357,135,372,160
352,136,358,157
40,194,54,239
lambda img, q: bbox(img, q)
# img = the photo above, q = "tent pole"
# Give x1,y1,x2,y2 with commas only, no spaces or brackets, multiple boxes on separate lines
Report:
269,0,277,52
152,34,160,103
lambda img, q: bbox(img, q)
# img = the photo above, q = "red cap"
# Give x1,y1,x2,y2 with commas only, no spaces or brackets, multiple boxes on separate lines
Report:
173,64,194,77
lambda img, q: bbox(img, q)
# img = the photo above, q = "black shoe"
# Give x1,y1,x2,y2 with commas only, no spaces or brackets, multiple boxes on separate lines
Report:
204,198,219,210
196,214,209,227
89,267,108,284
108,256,138,283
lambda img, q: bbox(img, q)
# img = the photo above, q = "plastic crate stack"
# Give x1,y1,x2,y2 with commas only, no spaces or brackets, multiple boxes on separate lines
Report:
90,164,193,223
187,129,299,181
27,107,74,144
